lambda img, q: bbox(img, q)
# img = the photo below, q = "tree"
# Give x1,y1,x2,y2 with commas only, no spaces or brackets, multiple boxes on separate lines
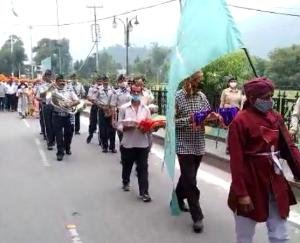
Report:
33,38,72,75
0,35,27,76
265,45,300,88
202,51,254,93
132,43,171,83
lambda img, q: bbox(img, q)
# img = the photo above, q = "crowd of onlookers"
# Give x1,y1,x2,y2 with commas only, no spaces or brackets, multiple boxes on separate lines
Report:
0,77,41,118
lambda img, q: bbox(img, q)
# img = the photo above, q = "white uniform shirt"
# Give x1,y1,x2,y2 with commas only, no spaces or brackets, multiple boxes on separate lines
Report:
118,103,151,148
87,85,102,101
36,81,52,103
52,86,79,113
110,87,131,108
96,86,114,106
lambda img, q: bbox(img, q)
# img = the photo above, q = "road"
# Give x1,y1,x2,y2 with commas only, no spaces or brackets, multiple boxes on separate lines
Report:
0,111,299,243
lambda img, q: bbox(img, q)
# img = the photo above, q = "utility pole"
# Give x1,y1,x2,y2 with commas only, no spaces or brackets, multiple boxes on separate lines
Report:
29,25,34,79
55,0,62,74
87,5,102,74
10,35,14,76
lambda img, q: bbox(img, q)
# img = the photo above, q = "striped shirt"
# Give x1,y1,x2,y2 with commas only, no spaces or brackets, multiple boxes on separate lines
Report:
175,89,211,155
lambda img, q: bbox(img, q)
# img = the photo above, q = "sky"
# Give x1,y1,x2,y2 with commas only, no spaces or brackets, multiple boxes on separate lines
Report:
0,0,299,62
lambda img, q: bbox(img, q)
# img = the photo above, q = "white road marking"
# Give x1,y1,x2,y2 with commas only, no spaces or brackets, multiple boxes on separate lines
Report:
23,119,30,128
35,138,50,167
66,224,83,243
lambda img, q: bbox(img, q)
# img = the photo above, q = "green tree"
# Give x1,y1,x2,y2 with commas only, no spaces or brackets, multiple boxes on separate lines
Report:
265,45,300,88
33,38,72,74
202,51,254,95
0,35,27,76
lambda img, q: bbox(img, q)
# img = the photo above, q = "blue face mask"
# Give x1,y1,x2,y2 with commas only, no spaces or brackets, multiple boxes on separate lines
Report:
131,94,141,102
254,98,273,113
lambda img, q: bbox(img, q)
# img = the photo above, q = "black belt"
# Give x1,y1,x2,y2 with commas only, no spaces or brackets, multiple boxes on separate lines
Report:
53,111,69,117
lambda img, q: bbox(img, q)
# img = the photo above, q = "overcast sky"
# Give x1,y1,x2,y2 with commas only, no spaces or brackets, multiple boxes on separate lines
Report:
0,0,299,61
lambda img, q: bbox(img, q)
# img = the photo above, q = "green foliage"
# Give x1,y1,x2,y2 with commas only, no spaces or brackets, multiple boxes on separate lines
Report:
33,38,72,75
202,50,254,95
265,45,300,88
0,35,27,76
132,43,171,84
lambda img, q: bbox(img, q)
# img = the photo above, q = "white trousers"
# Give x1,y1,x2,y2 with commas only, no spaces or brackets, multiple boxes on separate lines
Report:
234,196,289,243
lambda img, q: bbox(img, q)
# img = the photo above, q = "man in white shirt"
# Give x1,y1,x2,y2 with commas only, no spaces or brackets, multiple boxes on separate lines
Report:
118,84,152,202
51,74,79,161
96,75,116,153
5,78,17,111
0,81,6,111
70,74,86,135
86,77,103,144
111,74,131,162
35,70,55,150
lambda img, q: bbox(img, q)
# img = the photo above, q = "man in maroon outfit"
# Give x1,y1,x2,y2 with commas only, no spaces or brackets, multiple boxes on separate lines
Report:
228,77,300,243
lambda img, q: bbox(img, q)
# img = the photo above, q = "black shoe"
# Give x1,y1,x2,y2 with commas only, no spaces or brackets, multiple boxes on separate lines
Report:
40,132,44,135
75,131,80,135
57,154,64,161
102,148,108,153
86,134,93,144
122,184,130,191
47,145,53,151
142,194,152,203
193,220,204,233
110,149,117,153
66,149,72,155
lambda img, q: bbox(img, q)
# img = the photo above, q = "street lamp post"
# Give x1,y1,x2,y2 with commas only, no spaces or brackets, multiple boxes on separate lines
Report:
113,16,139,75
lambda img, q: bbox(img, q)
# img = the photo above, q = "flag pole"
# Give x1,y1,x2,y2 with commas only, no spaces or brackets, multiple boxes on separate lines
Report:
242,47,258,78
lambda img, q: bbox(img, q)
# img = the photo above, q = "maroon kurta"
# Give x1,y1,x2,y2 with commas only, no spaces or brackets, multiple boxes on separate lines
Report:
228,107,300,222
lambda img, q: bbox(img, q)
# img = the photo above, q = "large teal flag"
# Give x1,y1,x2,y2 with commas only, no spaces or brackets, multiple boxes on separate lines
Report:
164,0,243,192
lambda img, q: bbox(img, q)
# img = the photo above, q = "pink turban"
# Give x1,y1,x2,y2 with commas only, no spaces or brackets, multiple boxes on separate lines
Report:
243,77,274,98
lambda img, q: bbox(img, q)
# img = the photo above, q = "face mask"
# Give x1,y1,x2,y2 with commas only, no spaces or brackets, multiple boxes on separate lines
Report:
229,82,237,88
254,98,273,113
131,94,141,102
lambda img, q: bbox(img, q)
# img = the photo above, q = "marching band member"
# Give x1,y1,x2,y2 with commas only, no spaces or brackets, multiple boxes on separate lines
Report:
111,75,131,161
51,74,79,161
86,77,103,144
70,74,86,135
35,70,55,150
96,75,116,153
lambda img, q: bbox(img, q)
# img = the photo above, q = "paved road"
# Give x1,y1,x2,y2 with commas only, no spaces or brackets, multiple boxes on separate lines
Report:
0,112,299,243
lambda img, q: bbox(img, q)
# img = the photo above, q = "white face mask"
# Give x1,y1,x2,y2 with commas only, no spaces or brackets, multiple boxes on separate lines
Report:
229,82,237,88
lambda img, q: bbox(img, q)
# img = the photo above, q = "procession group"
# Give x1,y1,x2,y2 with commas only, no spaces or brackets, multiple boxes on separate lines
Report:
1,70,300,243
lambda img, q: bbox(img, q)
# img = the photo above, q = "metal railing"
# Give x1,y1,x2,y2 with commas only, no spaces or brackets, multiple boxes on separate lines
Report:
151,88,300,128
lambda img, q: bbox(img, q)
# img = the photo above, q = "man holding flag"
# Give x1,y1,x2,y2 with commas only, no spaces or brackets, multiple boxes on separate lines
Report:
165,0,243,233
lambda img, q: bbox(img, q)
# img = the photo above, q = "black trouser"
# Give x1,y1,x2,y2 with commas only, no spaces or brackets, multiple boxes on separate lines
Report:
122,147,149,195
75,111,81,132
98,109,116,150
13,94,18,111
88,104,98,135
52,113,74,155
117,131,124,161
176,154,204,222
0,97,5,110
6,94,14,111
42,104,55,145
39,102,45,135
